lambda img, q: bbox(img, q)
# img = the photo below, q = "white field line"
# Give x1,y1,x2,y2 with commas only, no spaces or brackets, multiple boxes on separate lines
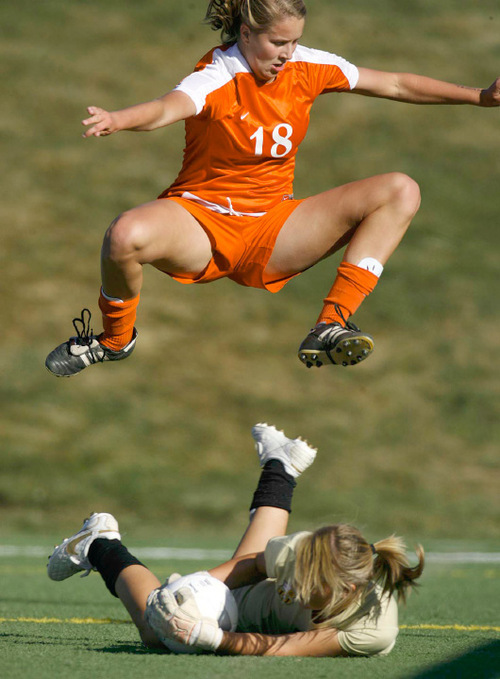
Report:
0,546,233,560
425,552,500,564
1,545,500,563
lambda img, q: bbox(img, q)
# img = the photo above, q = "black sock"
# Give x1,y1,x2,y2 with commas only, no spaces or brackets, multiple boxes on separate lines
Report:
88,538,145,597
250,459,297,513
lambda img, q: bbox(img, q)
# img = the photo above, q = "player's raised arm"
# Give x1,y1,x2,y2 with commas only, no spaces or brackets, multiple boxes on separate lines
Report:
82,90,197,138
352,67,500,107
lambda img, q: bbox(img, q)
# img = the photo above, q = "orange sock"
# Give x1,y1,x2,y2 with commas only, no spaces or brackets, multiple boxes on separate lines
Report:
98,289,140,351
316,261,379,326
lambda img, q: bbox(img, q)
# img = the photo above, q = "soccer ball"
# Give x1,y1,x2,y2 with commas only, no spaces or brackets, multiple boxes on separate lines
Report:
159,571,238,654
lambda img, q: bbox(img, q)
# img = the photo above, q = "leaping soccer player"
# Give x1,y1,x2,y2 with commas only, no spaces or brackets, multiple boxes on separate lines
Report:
46,0,500,376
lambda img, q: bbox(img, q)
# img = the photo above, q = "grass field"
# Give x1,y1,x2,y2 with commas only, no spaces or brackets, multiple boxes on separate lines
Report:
1,0,499,674
1,546,499,678
1,0,499,540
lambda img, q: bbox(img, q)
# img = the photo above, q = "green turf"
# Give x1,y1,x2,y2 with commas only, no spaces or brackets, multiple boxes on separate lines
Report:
1,0,499,541
0,551,498,679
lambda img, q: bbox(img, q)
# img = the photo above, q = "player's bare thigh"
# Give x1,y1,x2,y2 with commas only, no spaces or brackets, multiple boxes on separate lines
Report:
102,198,213,275
265,172,420,277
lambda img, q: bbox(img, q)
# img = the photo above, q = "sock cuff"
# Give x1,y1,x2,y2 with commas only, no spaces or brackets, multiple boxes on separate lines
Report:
317,260,380,326
88,538,145,597
99,289,140,314
337,261,379,295
250,460,296,513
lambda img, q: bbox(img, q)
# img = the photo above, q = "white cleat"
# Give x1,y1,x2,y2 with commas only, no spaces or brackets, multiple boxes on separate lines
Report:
47,512,120,581
251,423,317,478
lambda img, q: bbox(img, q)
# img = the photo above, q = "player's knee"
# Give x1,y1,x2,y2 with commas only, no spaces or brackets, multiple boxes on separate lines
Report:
102,211,148,263
387,172,421,218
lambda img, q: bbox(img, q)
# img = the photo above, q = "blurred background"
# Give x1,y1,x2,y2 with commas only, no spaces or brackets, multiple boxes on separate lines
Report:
1,0,498,547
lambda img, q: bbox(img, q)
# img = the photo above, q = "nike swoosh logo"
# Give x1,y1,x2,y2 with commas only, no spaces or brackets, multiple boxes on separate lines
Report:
66,536,85,556
66,530,111,555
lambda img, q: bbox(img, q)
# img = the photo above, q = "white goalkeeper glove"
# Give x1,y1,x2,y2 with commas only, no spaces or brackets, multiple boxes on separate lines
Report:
145,585,224,652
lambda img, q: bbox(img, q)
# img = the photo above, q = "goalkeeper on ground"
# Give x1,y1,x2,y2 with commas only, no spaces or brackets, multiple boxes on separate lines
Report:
47,423,424,657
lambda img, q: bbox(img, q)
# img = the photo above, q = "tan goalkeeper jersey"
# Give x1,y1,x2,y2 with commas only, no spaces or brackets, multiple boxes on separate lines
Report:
233,532,399,656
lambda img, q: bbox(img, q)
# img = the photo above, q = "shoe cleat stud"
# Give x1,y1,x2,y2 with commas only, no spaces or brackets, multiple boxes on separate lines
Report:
311,354,317,360
346,350,352,357
306,361,312,368
342,361,348,366
336,347,342,353
353,339,360,345
315,361,322,367
300,353,307,361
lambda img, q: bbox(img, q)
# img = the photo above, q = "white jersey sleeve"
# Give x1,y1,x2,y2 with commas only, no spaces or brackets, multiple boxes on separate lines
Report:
264,532,310,580
335,585,399,656
173,44,249,115
291,44,359,91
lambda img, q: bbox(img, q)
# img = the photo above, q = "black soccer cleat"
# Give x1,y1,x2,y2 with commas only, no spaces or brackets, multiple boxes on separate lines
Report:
45,308,137,377
298,320,374,368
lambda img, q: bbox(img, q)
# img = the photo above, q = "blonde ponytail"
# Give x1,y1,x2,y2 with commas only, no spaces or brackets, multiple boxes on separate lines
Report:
372,535,425,603
205,0,307,45
205,1,243,44
294,525,424,628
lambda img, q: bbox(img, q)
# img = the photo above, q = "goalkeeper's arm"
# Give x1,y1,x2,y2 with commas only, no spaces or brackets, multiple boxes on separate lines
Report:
145,582,346,657
217,627,347,657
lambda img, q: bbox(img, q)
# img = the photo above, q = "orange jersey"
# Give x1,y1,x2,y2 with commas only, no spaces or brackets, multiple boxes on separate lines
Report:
160,43,358,214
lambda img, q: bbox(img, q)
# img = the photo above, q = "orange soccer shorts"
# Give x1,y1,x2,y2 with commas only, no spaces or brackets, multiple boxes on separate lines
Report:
162,197,304,292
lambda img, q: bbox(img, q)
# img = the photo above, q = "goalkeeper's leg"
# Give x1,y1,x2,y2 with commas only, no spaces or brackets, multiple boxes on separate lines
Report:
232,423,317,558
47,513,162,647
88,538,164,648
232,505,290,559
115,565,164,647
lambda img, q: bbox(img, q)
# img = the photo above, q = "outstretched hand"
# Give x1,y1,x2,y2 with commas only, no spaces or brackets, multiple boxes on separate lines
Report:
82,106,118,137
480,77,500,106
145,585,224,652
